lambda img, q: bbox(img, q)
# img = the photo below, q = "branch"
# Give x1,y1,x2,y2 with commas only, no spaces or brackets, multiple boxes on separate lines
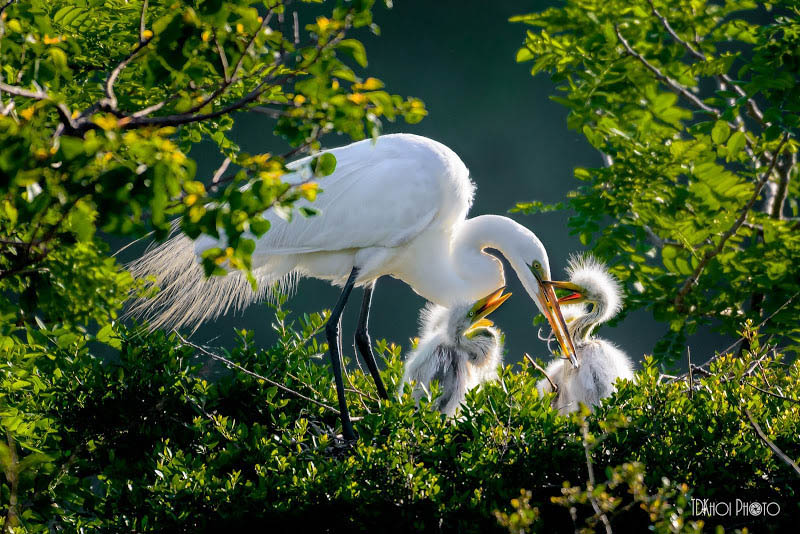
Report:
138,0,148,43
3,432,19,532
581,422,613,534
0,0,14,18
184,9,275,115
211,157,231,184
102,36,153,111
769,151,795,220
172,331,341,415
615,24,718,117
524,353,558,394
645,0,765,126
746,382,800,406
215,36,231,83
674,134,789,310
744,406,800,478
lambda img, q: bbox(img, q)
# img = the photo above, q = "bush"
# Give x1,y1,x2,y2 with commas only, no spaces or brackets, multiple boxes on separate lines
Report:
2,299,797,532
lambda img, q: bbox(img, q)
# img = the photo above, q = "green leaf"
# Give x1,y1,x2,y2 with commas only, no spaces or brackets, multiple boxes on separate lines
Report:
726,131,746,159
711,121,731,144
314,153,337,176
338,39,368,67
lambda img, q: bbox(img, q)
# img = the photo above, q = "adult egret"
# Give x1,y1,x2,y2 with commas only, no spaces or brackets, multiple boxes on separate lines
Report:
537,255,634,414
128,133,576,440
400,287,510,416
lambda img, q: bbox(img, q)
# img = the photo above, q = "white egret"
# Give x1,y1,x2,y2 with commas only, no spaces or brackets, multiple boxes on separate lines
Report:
128,133,576,440
537,255,634,414
400,287,510,416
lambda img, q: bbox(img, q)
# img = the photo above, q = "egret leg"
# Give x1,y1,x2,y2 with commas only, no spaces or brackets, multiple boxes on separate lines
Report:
355,279,389,400
326,267,358,441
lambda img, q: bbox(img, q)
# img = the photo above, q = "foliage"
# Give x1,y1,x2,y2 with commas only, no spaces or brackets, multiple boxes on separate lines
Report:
1,298,799,531
0,0,425,327
512,0,800,363
2,0,799,531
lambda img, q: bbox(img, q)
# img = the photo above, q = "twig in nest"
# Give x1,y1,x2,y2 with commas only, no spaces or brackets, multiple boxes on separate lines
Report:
524,353,558,394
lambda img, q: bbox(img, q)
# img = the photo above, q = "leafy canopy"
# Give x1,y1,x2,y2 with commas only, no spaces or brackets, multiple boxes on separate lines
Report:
512,0,800,363
0,0,425,329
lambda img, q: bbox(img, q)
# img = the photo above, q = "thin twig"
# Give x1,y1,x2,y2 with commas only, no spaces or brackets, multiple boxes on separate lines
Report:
744,407,800,478
674,134,789,310
138,0,148,43
645,0,764,125
745,382,800,406
293,11,300,45
215,36,231,82
615,24,718,117
172,331,340,415
687,346,693,399
524,353,558,394
581,422,613,534
103,36,153,110
211,157,231,184
0,0,15,18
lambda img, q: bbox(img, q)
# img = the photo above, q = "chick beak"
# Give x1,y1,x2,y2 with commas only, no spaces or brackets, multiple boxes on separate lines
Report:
465,287,512,333
534,276,579,369
544,280,586,305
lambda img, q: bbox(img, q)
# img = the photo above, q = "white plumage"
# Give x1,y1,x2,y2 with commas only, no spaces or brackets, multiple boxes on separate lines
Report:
537,255,634,414
400,295,505,417
127,133,575,440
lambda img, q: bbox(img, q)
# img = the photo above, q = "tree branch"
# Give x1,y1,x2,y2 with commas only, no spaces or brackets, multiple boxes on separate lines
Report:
581,421,613,534
138,0,148,43
615,24,718,117
645,0,765,126
102,36,153,111
184,9,275,115
172,331,341,416
674,134,789,311
0,0,15,18
524,353,558,394
770,151,795,220
744,407,800,478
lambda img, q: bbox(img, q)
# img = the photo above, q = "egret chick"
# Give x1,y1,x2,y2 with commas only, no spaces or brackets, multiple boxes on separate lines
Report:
401,288,510,416
537,256,634,414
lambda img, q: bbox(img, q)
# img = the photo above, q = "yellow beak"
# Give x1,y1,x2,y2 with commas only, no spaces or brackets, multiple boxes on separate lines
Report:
533,276,579,368
544,280,586,305
464,287,512,337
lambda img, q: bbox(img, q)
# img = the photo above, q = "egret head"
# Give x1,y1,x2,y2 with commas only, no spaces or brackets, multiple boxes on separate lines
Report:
522,252,578,369
444,287,510,357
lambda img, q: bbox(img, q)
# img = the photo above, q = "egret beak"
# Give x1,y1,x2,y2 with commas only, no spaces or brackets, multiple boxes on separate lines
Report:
533,273,579,368
464,287,512,337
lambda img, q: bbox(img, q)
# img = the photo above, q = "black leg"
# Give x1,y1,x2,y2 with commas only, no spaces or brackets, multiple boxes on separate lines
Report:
355,279,389,400
326,267,359,441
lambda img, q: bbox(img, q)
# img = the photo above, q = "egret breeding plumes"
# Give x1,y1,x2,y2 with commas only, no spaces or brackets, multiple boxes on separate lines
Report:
400,288,510,416
537,255,634,414
127,133,576,440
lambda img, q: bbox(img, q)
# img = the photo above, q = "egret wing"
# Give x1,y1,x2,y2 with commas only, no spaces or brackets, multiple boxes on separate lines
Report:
255,144,446,255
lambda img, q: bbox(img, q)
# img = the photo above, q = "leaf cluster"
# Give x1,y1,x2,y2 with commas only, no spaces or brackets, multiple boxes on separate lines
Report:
512,0,800,363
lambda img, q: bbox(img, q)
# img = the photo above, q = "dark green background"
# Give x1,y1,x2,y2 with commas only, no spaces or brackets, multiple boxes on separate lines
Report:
120,1,729,371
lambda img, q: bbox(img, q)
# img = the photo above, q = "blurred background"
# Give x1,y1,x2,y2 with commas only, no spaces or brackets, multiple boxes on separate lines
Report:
117,0,729,369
